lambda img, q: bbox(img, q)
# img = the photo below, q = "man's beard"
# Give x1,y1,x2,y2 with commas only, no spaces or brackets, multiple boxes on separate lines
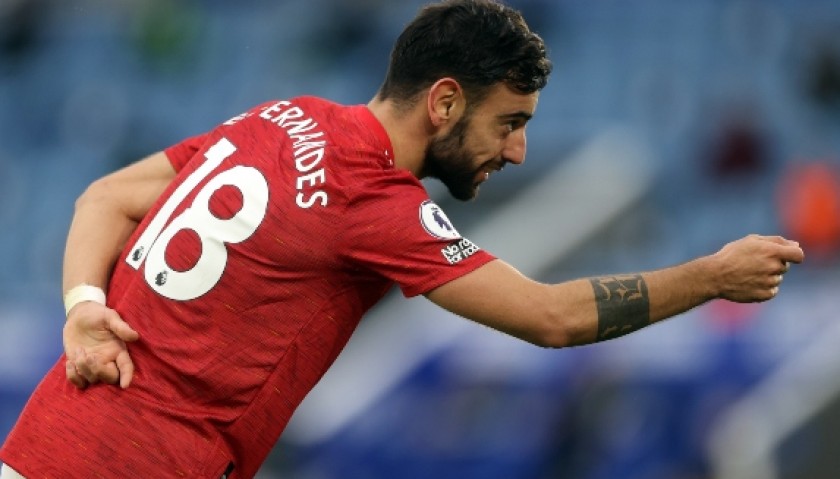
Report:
422,116,481,201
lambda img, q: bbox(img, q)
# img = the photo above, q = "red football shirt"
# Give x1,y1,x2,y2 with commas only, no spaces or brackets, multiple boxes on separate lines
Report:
1,97,495,478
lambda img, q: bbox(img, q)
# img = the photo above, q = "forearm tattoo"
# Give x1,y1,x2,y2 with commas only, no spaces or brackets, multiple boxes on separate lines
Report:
589,274,650,341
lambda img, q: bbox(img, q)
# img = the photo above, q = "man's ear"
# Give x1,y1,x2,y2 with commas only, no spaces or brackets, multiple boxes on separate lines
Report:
427,78,465,129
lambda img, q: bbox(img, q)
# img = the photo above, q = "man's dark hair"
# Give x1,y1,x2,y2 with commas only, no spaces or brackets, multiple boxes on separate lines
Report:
377,0,552,108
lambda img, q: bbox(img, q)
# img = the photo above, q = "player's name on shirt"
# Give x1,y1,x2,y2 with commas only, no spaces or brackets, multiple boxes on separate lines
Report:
233,100,330,209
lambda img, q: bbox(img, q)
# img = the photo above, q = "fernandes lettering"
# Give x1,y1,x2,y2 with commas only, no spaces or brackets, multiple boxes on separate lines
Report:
259,101,328,209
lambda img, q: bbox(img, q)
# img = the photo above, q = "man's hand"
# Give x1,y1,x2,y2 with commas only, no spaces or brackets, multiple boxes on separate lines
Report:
63,302,140,389
712,234,805,303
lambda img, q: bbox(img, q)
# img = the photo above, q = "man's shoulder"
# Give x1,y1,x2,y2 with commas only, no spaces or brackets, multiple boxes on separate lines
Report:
275,95,349,118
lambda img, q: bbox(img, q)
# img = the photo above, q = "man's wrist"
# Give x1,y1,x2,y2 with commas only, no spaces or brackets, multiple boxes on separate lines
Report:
64,284,106,316
691,255,722,300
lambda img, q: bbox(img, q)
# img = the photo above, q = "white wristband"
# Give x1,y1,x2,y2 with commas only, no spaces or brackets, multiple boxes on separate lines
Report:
64,284,107,316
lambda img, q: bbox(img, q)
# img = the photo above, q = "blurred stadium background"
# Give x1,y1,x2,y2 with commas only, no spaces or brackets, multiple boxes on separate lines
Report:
2,0,840,478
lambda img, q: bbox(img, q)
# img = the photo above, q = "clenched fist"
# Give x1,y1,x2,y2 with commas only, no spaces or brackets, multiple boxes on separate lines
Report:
710,234,804,303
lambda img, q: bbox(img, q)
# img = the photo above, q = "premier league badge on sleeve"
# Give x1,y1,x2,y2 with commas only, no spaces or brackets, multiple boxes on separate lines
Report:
419,200,461,240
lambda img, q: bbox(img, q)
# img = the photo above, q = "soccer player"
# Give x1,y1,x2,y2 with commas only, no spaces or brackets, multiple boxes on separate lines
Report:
0,0,804,478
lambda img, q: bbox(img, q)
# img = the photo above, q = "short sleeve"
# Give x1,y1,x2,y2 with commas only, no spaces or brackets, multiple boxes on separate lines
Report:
340,175,496,297
164,132,211,172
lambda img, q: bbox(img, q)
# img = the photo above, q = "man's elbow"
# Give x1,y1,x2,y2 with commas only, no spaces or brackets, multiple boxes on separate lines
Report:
75,177,113,211
527,329,574,349
522,308,584,349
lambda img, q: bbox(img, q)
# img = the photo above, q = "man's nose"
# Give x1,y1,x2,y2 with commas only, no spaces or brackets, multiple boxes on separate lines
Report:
502,129,526,165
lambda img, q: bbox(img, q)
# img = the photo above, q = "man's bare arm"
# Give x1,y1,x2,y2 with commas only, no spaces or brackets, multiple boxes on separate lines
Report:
63,151,176,389
63,151,175,292
426,235,804,348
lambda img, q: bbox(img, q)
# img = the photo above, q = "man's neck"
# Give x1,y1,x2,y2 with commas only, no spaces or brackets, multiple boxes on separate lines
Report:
366,97,430,178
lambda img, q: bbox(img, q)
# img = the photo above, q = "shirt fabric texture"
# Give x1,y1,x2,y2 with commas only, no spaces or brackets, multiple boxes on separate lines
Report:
0,97,495,478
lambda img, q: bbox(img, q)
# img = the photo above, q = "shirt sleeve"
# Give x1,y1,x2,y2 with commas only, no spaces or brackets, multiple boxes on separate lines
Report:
340,174,496,297
163,132,211,173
